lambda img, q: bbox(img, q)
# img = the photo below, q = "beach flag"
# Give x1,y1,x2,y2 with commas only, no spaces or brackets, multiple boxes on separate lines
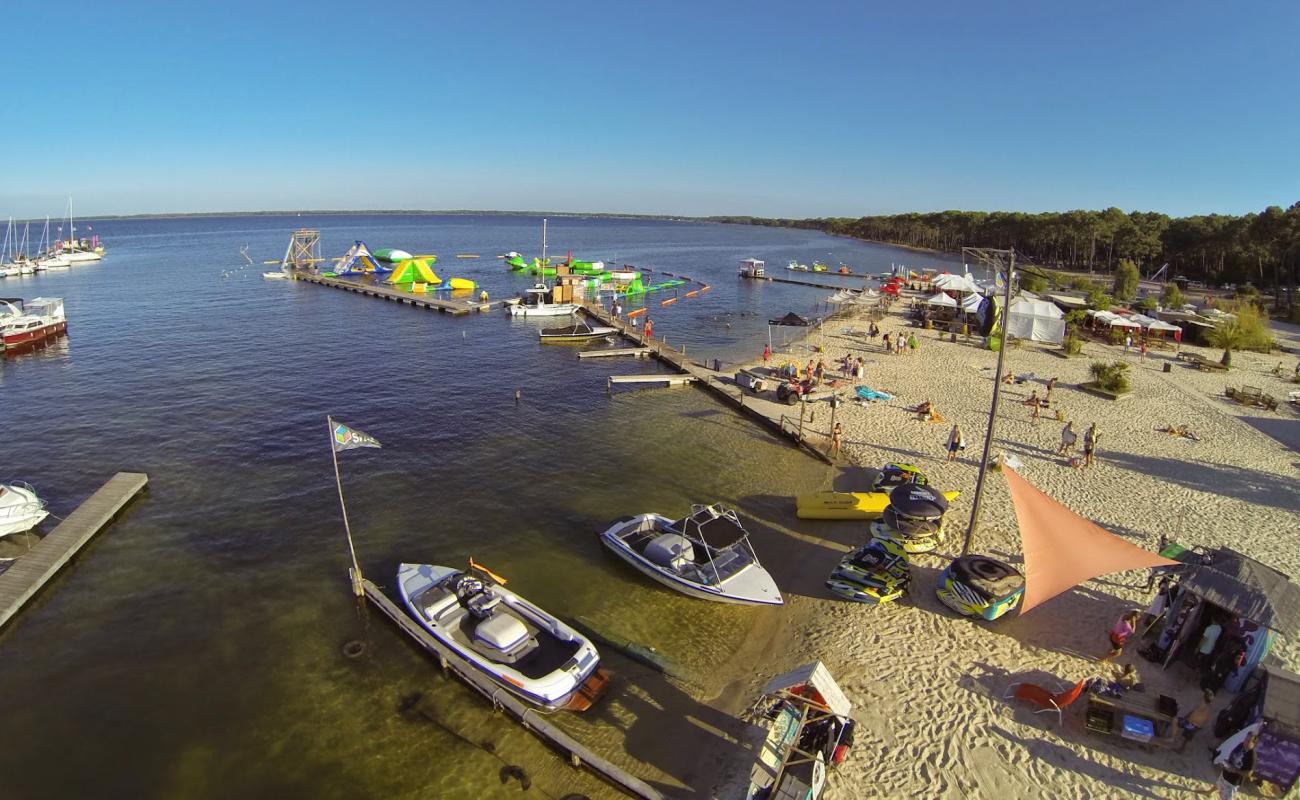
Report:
331,420,381,452
1004,467,1176,614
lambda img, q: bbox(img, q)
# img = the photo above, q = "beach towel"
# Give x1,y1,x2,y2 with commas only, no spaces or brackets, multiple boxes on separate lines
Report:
856,386,894,402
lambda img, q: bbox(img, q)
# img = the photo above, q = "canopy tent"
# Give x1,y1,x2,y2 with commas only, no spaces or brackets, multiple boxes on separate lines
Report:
960,292,984,313
335,240,389,274
1089,310,1141,329
1004,467,1177,614
1007,297,1066,344
1046,293,1088,311
767,311,813,353
924,292,958,308
384,256,442,286
931,273,983,294
1145,318,1183,335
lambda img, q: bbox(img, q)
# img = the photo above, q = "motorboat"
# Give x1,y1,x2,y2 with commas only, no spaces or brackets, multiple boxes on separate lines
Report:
738,258,766,279
538,318,617,344
825,536,911,604
599,504,783,605
507,284,578,317
786,260,809,271
263,271,290,280
745,662,855,800
1,297,67,347
811,261,829,272
397,562,607,711
0,482,49,537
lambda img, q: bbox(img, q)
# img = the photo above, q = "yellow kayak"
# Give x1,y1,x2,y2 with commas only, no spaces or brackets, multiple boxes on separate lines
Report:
796,490,960,520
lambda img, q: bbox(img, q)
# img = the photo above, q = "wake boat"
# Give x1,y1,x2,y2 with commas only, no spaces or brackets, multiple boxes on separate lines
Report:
507,284,578,317
0,482,49,537
538,317,618,344
1,298,66,347
599,504,783,605
397,562,607,711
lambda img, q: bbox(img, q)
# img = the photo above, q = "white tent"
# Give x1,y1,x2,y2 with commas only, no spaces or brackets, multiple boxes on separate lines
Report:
1146,318,1182,334
1007,297,1066,344
960,292,984,313
932,273,982,294
1090,310,1141,329
925,291,958,307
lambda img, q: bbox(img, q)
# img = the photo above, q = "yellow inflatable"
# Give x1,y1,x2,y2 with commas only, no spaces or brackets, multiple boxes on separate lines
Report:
795,490,961,520
448,277,476,290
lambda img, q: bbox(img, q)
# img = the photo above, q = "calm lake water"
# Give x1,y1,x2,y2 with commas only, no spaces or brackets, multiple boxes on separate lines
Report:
0,214,963,798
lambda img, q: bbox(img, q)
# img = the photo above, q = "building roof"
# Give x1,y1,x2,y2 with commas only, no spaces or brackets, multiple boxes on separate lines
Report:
1180,548,1300,637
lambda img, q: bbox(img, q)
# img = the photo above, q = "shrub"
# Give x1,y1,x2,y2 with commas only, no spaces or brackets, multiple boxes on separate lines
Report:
1063,331,1084,355
1136,297,1158,312
1086,288,1114,310
1160,283,1184,309
1208,302,1274,366
1021,272,1048,293
1090,360,1132,393
1069,276,1094,291
1236,283,1259,298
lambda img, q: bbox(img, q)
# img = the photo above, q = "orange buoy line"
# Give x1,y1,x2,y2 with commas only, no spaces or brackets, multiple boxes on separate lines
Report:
626,307,647,318
660,297,677,306
684,290,699,298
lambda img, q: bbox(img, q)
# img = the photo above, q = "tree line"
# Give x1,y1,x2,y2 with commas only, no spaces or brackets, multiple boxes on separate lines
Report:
707,204,1300,306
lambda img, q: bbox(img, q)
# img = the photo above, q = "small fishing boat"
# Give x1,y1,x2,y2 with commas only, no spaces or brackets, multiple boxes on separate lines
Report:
599,504,783,605
507,284,578,317
1,298,66,347
745,662,855,800
538,317,618,343
262,270,290,280
397,561,607,711
0,482,49,537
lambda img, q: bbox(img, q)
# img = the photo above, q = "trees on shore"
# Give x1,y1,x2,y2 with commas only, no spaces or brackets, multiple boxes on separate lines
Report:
709,203,1300,310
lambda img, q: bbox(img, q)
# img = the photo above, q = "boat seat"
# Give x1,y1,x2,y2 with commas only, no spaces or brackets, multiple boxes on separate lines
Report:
467,592,502,618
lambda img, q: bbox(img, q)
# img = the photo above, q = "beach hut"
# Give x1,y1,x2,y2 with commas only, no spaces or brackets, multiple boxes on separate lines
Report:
1006,297,1065,344
1154,547,1300,691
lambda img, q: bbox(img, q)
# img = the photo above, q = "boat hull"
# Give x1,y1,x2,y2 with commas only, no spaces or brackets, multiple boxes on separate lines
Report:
508,303,578,317
0,484,49,537
61,251,102,263
2,320,67,347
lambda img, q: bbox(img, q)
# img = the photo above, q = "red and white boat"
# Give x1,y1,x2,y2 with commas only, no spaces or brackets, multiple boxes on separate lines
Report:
1,297,66,347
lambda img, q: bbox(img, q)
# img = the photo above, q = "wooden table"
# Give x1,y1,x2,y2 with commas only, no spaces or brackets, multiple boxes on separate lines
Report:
1084,692,1180,748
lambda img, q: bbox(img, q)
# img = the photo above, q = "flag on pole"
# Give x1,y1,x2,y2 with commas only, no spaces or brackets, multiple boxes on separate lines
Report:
331,420,381,451
995,271,1005,290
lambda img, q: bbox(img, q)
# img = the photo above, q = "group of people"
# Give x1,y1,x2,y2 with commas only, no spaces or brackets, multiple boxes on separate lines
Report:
880,330,919,356
1057,421,1101,466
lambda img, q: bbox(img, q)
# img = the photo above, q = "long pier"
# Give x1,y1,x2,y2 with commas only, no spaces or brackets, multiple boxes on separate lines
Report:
739,272,875,291
581,304,844,465
361,581,665,800
292,272,502,315
0,472,149,630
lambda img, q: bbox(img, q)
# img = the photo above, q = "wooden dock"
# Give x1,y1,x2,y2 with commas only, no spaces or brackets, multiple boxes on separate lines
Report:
361,581,665,800
577,347,653,359
0,472,149,630
580,304,843,465
292,272,501,315
608,374,696,387
739,272,874,291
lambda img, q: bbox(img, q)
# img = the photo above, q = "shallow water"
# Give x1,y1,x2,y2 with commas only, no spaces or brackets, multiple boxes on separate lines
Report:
0,214,961,798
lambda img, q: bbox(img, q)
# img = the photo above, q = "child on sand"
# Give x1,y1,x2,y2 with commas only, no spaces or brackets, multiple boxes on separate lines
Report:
1025,390,1042,421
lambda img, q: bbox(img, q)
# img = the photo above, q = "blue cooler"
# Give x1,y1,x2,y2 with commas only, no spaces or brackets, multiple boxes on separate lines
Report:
1121,715,1154,743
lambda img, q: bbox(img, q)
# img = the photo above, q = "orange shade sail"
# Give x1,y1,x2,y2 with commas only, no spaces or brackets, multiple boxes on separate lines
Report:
1004,467,1179,614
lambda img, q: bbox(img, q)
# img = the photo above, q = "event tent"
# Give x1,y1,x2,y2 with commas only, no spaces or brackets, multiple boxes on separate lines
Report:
960,292,984,313
924,292,958,308
1089,310,1141,329
932,273,983,294
1007,297,1066,344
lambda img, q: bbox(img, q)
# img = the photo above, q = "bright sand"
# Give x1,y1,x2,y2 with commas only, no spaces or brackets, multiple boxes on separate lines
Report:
711,301,1300,799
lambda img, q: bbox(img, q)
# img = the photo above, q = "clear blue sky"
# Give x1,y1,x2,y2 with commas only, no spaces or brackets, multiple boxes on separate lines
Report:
6,1,1297,219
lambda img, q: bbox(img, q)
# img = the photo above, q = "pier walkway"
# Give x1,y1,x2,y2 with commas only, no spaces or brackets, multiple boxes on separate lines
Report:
582,303,851,466
0,472,149,630
292,272,502,315
739,272,875,291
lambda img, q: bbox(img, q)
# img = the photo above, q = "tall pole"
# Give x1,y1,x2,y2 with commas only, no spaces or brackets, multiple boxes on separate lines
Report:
961,250,1015,555
328,416,365,597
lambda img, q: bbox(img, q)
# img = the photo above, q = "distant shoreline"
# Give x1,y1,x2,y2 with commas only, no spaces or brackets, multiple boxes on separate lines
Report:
56,209,724,223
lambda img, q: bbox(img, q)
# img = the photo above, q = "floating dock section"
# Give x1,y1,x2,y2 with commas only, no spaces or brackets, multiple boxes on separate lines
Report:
361,580,664,800
0,472,149,630
292,272,500,315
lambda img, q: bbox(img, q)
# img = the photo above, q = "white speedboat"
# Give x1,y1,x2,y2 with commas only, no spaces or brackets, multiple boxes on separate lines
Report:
0,482,49,537
397,562,607,711
599,504,784,605
506,284,578,317
262,271,290,280
538,318,618,343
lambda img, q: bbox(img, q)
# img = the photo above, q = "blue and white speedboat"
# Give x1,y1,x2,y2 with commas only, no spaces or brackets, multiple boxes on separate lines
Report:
599,504,784,605
397,562,605,711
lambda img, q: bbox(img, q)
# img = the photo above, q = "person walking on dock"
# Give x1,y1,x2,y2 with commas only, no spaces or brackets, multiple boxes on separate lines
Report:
644,318,654,340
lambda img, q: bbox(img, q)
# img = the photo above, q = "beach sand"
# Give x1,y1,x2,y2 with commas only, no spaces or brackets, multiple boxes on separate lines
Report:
708,300,1300,798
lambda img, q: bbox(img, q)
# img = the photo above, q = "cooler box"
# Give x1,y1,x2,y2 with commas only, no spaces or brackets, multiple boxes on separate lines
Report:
1121,715,1154,743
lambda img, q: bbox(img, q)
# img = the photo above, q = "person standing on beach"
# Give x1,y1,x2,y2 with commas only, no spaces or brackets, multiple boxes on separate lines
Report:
1206,732,1257,799
829,422,843,456
1045,376,1058,406
814,359,826,384
896,335,905,356
907,333,918,353
1025,390,1042,422
882,332,891,353
1083,423,1100,467
805,360,815,383
1140,340,1148,361
763,343,771,363
1125,333,1133,353
946,423,963,461
1102,610,1140,662
854,356,864,379
1058,421,1076,455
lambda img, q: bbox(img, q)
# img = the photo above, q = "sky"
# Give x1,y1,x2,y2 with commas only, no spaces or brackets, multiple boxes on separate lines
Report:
4,1,1298,219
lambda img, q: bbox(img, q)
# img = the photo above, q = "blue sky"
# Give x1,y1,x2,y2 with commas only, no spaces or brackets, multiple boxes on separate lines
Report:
5,1,1297,218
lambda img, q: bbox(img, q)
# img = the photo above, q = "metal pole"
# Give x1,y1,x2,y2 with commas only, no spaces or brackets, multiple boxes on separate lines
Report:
961,251,1015,556
328,416,365,597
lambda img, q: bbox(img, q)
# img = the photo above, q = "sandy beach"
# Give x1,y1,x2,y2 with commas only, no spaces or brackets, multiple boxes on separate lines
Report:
707,297,1300,799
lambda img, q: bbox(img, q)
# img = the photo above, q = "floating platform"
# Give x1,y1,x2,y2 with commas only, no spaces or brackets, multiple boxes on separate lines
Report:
608,374,697,387
361,580,663,800
291,272,499,315
0,472,149,630
577,348,653,359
